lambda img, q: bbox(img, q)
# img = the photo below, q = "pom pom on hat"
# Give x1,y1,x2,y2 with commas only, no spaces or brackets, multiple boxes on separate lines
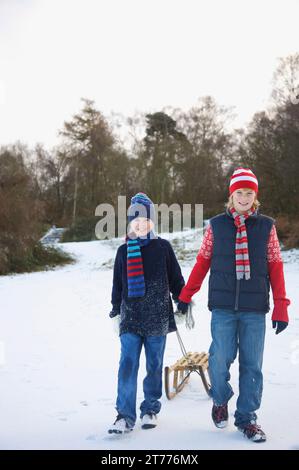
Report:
128,192,155,223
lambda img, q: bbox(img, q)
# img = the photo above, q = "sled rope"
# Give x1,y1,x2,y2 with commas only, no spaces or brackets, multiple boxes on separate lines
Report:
175,303,207,385
165,330,211,399
164,301,211,400
175,301,195,362
175,329,200,370
176,329,189,358
173,329,206,390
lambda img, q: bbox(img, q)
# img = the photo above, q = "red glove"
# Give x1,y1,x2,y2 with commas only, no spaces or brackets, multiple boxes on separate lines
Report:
268,261,290,323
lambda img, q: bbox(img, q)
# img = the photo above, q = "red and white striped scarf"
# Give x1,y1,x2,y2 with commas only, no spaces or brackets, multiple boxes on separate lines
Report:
229,206,255,280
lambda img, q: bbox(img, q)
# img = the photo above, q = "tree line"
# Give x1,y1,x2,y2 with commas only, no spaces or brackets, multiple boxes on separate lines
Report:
0,54,299,274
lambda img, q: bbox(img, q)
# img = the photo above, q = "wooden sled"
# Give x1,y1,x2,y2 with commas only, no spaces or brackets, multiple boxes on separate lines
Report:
164,351,211,400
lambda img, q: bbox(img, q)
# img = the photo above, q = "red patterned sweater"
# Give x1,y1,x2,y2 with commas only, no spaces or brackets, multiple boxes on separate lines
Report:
179,225,290,322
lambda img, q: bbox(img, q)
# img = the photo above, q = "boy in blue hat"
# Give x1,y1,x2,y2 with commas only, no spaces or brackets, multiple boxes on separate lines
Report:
108,192,185,434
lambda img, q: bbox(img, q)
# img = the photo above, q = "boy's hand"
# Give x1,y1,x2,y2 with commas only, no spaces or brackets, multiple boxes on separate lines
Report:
174,301,188,325
176,301,189,314
174,301,195,329
109,308,120,318
111,315,120,335
174,311,186,325
109,308,121,335
272,320,288,335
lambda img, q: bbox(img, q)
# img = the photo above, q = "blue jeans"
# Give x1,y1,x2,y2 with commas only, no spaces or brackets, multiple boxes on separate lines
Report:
209,309,266,427
116,333,166,428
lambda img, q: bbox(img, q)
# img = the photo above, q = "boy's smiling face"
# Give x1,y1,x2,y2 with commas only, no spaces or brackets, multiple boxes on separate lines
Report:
130,217,154,237
232,188,256,214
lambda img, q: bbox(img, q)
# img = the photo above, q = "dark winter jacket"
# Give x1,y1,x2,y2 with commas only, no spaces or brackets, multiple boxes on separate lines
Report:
111,237,185,336
209,210,274,312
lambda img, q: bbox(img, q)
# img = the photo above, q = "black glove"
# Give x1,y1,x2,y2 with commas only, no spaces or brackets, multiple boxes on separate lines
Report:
176,301,189,314
109,308,120,318
272,320,288,335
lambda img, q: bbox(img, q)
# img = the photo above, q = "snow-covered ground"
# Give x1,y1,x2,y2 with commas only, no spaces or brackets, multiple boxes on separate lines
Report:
0,230,298,450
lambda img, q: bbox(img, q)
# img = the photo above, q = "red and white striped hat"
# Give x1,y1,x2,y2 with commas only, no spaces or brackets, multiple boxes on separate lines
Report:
229,168,258,195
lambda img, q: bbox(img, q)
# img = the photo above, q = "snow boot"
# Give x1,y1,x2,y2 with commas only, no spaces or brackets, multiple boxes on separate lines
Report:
141,412,157,430
108,414,133,434
212,403,229,428
237,421,267,443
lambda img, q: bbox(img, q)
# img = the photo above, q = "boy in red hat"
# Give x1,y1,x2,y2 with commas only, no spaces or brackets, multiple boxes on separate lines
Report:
177,168,290,443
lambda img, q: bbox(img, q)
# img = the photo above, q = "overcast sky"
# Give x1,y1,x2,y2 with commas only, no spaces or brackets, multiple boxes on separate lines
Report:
0,0,298,149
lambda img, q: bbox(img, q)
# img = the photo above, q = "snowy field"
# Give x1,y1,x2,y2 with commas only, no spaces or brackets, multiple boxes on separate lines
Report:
0,230,298,450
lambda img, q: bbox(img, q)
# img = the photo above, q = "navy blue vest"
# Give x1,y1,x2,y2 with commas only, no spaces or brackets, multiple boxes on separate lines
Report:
208,211,274,313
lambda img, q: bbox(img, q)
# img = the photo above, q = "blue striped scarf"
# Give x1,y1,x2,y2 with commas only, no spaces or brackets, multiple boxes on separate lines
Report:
127,232,155,298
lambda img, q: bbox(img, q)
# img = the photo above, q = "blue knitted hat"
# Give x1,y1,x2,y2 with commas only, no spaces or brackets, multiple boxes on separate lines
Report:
128,192,155,223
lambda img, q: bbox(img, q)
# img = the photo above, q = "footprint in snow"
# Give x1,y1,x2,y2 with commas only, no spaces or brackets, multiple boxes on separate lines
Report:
86,434,97,441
